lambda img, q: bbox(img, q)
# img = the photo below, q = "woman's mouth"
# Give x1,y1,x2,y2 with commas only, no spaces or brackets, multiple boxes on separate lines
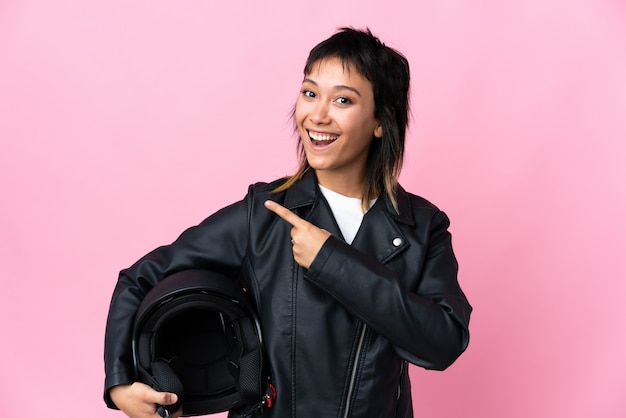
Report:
308,130,338,146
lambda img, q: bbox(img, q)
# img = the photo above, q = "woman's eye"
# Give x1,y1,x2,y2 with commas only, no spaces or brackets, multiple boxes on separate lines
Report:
302,89,316,98
336,97,352,105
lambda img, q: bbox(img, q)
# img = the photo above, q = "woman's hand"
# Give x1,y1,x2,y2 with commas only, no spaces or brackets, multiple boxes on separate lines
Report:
109,382,182,418
265,200,331,269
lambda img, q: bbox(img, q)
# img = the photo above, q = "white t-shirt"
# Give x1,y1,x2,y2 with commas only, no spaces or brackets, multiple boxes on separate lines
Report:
318,184,377,245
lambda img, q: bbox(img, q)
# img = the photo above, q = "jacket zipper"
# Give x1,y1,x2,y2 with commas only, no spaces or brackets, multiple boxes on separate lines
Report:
343,323,367,418
397,361,404,400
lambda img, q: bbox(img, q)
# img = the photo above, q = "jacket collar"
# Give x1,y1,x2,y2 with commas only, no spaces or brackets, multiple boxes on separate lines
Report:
283,169,318,212
386,183,414,226
282,169,414,226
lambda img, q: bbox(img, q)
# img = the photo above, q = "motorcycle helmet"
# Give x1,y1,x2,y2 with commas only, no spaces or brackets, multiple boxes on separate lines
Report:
132,269,275,417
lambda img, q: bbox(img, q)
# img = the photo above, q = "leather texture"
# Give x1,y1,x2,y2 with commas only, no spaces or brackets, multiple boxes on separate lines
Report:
104,170,472,417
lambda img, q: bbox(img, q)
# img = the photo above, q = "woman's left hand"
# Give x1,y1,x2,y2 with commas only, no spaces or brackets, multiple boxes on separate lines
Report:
264,200,331,269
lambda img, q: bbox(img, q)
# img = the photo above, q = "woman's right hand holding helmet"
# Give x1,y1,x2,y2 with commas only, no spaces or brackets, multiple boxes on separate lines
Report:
109,382,182,418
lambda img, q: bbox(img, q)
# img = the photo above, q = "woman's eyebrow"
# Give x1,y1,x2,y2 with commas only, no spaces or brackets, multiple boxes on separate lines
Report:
302,78,362,97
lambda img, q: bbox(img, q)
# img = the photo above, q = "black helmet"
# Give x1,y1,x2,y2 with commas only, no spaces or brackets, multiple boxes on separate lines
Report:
132,269,275,417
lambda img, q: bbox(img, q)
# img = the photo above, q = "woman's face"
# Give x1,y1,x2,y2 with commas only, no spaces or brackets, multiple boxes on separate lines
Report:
295,57,382,189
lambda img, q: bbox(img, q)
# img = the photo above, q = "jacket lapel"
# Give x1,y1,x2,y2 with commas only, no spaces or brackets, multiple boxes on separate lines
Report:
349,184,415,264
283,170,343,238
351,197,410,264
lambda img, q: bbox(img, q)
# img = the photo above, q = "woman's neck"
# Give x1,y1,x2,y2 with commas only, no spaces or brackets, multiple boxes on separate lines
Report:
315,170,365,199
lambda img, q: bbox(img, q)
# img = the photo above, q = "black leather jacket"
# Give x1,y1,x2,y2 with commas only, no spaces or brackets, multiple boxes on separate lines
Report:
104,171,472,417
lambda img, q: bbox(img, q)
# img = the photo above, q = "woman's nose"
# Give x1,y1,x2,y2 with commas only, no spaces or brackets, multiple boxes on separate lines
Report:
309,101,331,124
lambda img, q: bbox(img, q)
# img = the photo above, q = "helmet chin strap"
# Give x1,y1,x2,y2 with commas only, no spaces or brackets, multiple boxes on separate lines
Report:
156,405,170,418
150,357,184,416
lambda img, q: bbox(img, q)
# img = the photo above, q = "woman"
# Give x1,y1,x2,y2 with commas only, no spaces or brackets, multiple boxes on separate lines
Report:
104,27,472,418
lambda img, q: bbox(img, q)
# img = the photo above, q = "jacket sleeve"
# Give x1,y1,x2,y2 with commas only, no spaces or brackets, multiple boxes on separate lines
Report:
304,209,471,371
103,197,250,408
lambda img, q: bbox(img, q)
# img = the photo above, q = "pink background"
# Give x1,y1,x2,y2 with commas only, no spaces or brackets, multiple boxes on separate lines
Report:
1,1,625,417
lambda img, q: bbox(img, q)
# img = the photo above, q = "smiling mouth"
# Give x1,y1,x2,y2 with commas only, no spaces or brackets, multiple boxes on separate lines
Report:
308,130,339,146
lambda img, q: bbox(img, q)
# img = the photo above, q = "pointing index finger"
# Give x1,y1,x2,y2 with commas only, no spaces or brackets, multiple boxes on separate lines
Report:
264,200,304,227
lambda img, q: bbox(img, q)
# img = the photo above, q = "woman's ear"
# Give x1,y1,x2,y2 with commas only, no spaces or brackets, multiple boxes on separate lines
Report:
374,123,383,139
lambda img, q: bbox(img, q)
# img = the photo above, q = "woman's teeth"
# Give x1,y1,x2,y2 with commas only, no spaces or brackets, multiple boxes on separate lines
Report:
309,132,338,143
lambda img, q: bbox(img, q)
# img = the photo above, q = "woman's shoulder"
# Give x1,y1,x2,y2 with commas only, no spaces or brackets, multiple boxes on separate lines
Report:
249,176,290,193
394,186,452,231
239,176,292,206
245,171,316,206
396,183,441,213
244,177,290,200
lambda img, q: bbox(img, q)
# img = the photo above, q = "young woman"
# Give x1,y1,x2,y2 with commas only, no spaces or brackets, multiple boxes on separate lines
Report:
104,27,472,418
